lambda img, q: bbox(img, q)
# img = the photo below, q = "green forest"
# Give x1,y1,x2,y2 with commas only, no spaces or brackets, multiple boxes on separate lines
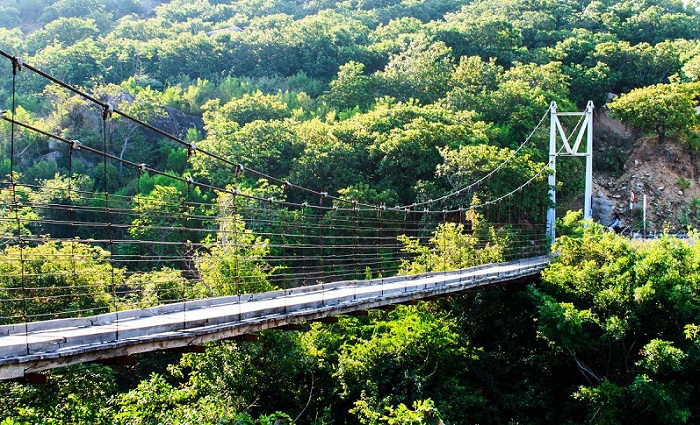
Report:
2,0,700,423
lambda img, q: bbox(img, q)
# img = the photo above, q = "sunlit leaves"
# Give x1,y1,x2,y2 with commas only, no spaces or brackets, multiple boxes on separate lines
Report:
608,82,700,143
637,339,686,374
353,398,445,425
535,222,700,424
398,220,507,274
208,91,292,127
0,240,118,322
327,61,377,111
376,39,455,105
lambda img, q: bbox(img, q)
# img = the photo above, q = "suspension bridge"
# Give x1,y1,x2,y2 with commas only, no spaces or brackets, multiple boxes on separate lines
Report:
0,49,592,381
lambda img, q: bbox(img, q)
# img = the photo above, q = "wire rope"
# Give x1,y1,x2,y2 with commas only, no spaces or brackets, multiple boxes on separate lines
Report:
0,49,554,216
0,48,554,327
401,105,552,210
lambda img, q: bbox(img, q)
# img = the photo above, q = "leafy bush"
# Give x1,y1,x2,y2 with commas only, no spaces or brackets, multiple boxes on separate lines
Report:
398,212,510,274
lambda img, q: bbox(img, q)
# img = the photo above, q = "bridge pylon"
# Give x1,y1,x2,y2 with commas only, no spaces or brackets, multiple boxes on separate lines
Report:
546,100,594,243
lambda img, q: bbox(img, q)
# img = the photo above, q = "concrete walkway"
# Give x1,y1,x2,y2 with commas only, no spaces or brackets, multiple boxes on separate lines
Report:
0,255,550,380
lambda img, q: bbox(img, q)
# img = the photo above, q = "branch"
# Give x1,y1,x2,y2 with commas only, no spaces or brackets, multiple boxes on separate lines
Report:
570,349,600,386
293,372,315,424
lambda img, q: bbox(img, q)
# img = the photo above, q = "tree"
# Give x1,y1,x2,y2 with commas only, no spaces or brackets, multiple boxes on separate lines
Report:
0,28,25,55
336,304,477,423
442,56,502,112
0,182,40,246
28,173,95,239
0,6,21,28
32,39,105,87
531,215,700,424
398,220,509,274
590,40,684,93
431,16,523,66
0,364,117,424
207,91,292,126
26,17,100,55
194,105,298,187
376,39,455,105
287,119,366,197
371,116,473,201
352,399,446,425
0,240,117,323
286,10,372,79
608,82,700,143
327,61,377,111
435,143,549,224
129,184,189,266
40,0,106,20
195,190,278,296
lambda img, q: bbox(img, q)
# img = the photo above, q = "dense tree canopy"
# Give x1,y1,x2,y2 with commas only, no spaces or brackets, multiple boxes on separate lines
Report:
1,0,700,423
608,82,700,143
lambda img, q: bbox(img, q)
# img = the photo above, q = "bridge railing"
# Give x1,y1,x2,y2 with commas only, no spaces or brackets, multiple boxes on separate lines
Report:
1,176,550,326
0,49,552,327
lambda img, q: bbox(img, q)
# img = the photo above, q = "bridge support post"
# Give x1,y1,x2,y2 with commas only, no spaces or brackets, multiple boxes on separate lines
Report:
546,101,594,244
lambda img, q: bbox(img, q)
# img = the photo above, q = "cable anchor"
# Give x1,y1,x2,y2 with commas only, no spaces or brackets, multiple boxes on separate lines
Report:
102,103,113,120
12,57,22,74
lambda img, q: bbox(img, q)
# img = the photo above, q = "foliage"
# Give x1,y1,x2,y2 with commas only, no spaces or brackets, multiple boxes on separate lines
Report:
207,91,292,126
0,364,117,424
0,240,118,323
435,143,549,223
327,61,377,111
608,82,700,143
195,191,278,296
129,184,190,263
120,267,192,308
532,220,700,424
0,182,40,244
398,217,509,274
2,0,700,423
376,39,455,105
352,399,445,425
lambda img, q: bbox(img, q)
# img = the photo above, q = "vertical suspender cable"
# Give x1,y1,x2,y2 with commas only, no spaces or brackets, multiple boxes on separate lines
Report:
442,209,447,274
68,139,77,313
102,106,118,337
181,180,192,296
9,57,29,349
318,196,327,305
232,192,239,297
136,165,144,305
379,206,385,284
351,205,358,298
301,204,307,285
181,179,192,327
279,204,288,312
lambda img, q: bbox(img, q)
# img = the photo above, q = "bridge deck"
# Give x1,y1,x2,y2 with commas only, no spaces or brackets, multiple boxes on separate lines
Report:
0,256,549,380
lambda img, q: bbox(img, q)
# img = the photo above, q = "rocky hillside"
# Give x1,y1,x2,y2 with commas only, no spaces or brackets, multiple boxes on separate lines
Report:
592,109,700,234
